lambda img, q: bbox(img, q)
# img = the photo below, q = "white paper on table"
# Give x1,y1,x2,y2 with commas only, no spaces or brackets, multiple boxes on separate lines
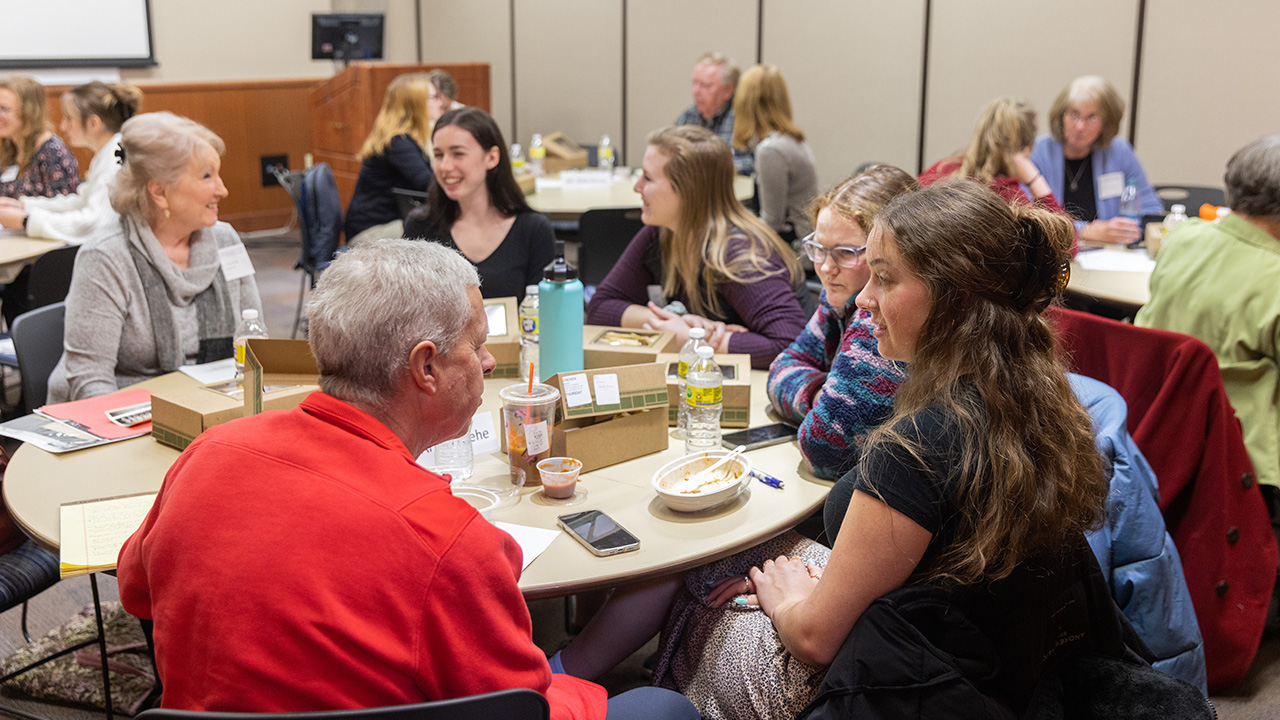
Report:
1074,248,1156,273
59,492,158,575
494,521,562,569
560,373,593,407
179,358,238,385
534,177,564,190
593,373,620,406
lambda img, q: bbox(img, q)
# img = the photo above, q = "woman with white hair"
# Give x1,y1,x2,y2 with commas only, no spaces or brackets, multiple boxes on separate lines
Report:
1031,76,1162,244
46,111,262,402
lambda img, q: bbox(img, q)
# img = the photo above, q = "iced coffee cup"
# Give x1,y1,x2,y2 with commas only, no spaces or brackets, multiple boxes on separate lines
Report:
499,383,561,487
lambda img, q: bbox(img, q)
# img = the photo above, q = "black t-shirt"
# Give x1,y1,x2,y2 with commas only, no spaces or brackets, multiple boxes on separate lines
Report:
824,404,963,577
343,134,434,239
402,210,555,303
1061,154,1098,223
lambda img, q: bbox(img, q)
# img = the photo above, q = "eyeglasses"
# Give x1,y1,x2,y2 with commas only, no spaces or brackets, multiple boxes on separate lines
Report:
802,233,867,269
1064,109,1103,126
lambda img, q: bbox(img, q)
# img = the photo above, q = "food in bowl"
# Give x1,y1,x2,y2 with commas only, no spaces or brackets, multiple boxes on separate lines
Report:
652,450,754,512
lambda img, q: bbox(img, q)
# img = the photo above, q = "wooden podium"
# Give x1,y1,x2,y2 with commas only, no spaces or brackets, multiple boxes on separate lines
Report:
309,62,491,210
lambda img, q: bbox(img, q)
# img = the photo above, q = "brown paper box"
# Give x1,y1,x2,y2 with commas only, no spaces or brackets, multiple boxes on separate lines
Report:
542,131,588,175
151,346,316,451
655,352,752,428
243,338,321,417
485,296,523,379
543,362,670,473
583,325,679,369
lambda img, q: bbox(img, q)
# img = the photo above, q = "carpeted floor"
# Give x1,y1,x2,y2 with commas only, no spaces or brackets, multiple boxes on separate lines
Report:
0,231,1276,718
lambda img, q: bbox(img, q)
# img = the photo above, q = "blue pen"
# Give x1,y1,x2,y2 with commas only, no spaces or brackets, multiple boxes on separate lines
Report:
753,470,784,490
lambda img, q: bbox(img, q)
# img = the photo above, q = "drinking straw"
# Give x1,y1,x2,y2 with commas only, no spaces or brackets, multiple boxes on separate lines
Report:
527,364,534,394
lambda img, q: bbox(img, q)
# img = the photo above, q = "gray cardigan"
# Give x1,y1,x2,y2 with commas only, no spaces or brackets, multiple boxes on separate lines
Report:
47,219,262,403
755,132,818,238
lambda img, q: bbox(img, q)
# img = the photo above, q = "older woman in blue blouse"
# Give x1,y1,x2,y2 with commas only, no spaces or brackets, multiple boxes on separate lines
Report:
1031,76,1163,245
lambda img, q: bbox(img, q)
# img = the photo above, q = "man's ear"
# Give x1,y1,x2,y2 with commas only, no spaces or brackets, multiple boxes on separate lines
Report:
408,341,440,394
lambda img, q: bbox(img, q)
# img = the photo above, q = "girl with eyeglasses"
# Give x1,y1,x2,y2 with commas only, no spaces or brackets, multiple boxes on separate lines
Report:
766,165,917,479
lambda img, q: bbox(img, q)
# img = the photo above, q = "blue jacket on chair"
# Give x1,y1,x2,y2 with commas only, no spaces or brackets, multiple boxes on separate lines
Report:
1070,373,1207,692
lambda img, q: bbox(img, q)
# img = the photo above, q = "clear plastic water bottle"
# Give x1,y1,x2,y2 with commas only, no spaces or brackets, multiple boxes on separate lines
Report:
1119,178,1141,223
431,434,473,481
676,327,707,438
519,284,539,382
684,345,723,454
233,308,268,376
529,133,545,178
510,143,525,173
1162,203,1188,238
598,134,614,176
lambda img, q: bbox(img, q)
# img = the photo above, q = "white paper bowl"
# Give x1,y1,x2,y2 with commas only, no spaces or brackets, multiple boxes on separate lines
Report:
452,486,501,520
652,450,754,512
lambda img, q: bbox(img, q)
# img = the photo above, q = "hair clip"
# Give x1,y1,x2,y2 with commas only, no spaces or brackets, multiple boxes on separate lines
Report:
115,145,127,165
1057,262,1070,290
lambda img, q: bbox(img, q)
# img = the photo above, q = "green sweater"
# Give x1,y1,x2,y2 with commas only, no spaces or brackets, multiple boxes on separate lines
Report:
1136,215,1280,488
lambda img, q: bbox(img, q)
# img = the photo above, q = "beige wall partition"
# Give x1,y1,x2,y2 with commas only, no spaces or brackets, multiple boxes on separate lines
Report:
1136,0,1280,188
625,0,759,169
762,0,925,189
512,0,624,155
923,0,1140,170
418,0,516,139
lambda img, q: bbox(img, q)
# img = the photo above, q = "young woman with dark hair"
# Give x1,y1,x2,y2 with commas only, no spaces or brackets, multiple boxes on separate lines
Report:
403,107,552,303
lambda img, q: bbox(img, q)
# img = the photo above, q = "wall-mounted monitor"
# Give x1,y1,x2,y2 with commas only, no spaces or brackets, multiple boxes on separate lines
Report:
0,0,154,69
311,13,385,62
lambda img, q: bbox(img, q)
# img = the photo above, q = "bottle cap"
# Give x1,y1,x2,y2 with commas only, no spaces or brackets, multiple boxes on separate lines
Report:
525,284,539,295
543,239,579,282
688,327,706,339
1170,204,1186,214
242,309,259,320
696,345,714,358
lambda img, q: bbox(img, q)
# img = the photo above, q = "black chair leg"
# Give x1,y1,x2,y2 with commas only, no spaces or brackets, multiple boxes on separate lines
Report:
90,573,114,720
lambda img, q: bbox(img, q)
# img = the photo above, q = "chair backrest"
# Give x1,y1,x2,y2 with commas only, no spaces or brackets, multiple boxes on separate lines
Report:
11,302,66,413
136,689,549,720
1047,306,1277,691
577,207,644,287
392,187,428,219
1153,185,1226,214
295,163,344,274
26,245,80,309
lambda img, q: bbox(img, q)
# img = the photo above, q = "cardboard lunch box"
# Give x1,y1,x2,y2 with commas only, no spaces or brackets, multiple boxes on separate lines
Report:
541,131,589,175
583,325,679,368
150,339,318,451
542,362,671,474
655,352,753,428
484,296,522,379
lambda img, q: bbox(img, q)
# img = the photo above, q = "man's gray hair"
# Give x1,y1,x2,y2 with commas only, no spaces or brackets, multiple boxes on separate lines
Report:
307,239,480,408
696,52,740,88
1225,135,1280,219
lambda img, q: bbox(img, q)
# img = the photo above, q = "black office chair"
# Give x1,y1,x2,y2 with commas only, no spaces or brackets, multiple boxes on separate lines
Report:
392,187,429,219
12,302,66,414
136,689,550,720
274,164,343,338
1153,185,1226,214
576,208,644,289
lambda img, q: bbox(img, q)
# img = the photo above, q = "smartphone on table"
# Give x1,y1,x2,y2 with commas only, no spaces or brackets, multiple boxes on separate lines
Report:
557,510,641,557
721,422,798,451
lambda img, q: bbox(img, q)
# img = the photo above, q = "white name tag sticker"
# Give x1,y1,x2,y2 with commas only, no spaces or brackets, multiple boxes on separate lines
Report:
218,244,256,281
593,373,620,406
524,420,550,456
1097,172,1125,200
0,166,17,183
560,373,593,407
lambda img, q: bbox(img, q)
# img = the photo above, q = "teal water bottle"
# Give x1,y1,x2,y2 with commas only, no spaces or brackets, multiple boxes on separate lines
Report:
537,240,584,380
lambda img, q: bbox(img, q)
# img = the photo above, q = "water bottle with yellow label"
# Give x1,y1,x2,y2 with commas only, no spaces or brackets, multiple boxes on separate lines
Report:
233,308,268,377
684,345,723,454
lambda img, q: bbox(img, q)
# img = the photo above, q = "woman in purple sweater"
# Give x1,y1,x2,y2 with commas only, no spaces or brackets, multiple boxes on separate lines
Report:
767,165,917,479
586,125,807,369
